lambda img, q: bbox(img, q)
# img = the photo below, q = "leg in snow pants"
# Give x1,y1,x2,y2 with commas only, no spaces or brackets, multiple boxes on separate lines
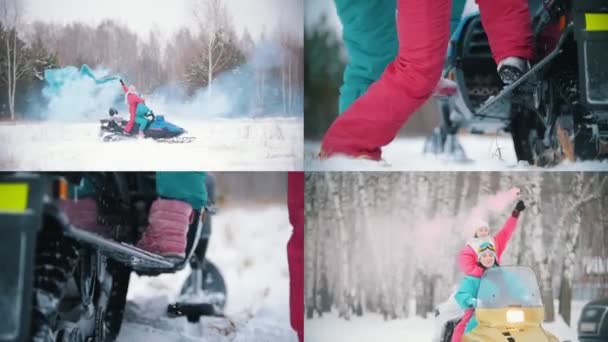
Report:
135,103,152,133
321,0,533,160
287,172,304,342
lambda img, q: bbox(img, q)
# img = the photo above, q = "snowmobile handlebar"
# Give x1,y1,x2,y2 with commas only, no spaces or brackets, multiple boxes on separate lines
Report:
144,111,155,122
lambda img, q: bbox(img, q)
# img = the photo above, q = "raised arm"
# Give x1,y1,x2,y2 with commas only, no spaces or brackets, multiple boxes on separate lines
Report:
120,79,128,93
494,200,525,258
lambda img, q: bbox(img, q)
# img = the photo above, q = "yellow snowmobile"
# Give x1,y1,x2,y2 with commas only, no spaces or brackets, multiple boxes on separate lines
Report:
463,266,559,342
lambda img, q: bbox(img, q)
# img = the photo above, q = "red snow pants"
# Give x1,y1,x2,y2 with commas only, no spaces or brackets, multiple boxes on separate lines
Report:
452,308,474,342
320,0,534,160
287,172,304,342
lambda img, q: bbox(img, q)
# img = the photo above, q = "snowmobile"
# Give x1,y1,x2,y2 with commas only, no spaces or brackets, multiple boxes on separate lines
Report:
437,266,558,342
0,172,225,342
99,108,195,143
425,0,608,166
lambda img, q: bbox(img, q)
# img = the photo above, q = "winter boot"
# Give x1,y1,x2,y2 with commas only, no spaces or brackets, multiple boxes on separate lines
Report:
497,56,530,85
433,77,458,97
136,198,193,259
59,197,109,237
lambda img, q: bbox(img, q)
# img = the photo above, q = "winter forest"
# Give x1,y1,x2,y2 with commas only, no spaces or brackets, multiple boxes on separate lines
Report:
305,172,608,327
0,0,303,119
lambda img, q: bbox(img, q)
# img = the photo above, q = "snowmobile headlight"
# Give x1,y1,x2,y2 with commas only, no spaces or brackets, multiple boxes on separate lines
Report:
506,309,525,324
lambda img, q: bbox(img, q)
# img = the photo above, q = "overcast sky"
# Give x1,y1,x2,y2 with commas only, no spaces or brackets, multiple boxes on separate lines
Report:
24,0,302,42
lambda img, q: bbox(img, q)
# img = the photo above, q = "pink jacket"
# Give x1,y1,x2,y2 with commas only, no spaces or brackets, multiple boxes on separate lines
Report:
122,84,145,133
458,215,519,277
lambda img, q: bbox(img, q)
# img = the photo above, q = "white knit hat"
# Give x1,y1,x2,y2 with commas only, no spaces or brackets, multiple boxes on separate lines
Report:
471,218,490,235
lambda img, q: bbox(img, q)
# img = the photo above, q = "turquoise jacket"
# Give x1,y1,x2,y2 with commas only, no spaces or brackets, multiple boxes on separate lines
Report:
70,172,207,210
156,172,207,210
455,275,482,334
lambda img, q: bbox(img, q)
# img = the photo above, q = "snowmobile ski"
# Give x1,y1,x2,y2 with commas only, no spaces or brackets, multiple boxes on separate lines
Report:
99,110,190,143
64,224,177,271
101,133,196,144
155,136,196,144
167,302,222,322
474,25,572,117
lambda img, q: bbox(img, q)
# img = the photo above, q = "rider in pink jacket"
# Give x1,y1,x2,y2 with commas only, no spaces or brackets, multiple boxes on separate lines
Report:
458,212,520,277
452,200,526,342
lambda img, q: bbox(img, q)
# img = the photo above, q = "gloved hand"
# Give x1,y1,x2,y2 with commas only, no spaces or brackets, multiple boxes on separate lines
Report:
467,298,477,308
512,200,526,217
120,79,125,86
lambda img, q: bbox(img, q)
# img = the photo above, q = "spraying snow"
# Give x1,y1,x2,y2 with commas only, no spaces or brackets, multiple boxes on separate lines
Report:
32,65,123,121
304,137,608,171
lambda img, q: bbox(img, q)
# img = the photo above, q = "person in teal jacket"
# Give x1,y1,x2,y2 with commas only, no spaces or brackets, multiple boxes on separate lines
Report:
61,172,207,259
453,240,497,341
453,241,532,342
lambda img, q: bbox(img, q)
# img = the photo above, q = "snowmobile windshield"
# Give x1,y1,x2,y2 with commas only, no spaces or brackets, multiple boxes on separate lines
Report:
476,266,543,309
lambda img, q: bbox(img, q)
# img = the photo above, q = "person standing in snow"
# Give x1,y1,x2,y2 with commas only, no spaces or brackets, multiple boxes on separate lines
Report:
451,199,526,342
120,79,154,137
287,172,304,342
320,0,534,161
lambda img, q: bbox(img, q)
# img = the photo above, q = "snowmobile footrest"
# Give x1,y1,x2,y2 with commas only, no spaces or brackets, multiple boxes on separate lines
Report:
64,225,176,270
167,302,221,322
475,25,573,117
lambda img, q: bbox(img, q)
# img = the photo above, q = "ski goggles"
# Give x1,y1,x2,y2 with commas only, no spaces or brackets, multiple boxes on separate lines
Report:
477,243,496,254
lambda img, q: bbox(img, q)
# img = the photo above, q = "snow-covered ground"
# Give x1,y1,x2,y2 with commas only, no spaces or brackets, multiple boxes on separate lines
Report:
305,300,584,342
305,136,608,171
0,118,303,170
117,206,298,342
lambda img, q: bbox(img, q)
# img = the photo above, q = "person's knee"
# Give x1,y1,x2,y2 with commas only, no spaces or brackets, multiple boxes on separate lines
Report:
392,56,443,98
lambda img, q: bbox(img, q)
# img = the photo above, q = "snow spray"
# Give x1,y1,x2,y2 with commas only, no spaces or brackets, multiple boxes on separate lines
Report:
33,65,122,121
466,187,521,235
408,187,520,266
147,41,303,118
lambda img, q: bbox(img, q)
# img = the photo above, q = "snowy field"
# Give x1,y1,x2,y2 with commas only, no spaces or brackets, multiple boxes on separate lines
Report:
0,118,303,170
305,300,584,342
304,136,608,171
116,206,298,342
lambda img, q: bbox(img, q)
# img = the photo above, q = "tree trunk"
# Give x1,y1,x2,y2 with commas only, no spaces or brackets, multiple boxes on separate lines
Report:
6,30,14,119
207,40,213,99
558,272,572,326
327,173,351,320
527,175,555,322
11,27,17,120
